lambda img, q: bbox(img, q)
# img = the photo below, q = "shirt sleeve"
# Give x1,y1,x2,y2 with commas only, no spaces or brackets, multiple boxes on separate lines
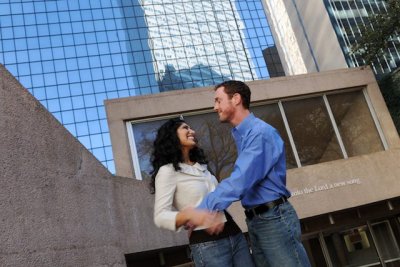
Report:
197,129,282,211
153,165,180,231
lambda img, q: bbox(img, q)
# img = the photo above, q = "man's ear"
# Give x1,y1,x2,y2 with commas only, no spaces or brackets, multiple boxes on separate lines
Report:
232,93,242,106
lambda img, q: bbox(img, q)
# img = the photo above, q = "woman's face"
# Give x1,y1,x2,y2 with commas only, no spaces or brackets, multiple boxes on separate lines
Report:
176,122,196,149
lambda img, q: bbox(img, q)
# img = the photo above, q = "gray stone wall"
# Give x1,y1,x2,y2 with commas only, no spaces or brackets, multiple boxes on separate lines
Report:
0,64,186,267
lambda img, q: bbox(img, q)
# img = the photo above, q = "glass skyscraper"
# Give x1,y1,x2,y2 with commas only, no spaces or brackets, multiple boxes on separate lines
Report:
325,0,400,75
0,0,278,172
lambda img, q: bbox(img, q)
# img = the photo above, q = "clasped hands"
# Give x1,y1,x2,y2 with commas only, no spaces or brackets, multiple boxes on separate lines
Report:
181,207,225,235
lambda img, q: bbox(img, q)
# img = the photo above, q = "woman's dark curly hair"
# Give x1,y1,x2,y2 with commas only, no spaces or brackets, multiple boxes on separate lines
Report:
149,117,208,194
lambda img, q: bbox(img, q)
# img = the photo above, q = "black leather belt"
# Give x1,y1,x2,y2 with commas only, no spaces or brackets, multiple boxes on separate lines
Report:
244,196,288,220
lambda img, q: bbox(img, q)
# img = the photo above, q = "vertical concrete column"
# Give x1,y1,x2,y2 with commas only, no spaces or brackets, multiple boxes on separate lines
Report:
261,0,348,74
261,0,309,75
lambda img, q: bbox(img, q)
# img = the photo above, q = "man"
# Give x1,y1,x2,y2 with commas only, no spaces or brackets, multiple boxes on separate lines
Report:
197,80,311,267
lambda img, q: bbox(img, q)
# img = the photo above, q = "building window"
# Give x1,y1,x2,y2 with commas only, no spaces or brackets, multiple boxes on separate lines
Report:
324,0,400,75
371,220,400,265
252,103,297,169
128,111,237,181
327,90,385,156
282,96,343,166
127,89,386,180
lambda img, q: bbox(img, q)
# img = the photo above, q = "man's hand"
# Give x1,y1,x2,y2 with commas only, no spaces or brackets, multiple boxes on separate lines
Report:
184,209,225,235
205,222,224,235
179,207,224,229
205,211,225,235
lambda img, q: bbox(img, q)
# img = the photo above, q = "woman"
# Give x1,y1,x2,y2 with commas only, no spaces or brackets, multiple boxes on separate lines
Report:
151,117,254,267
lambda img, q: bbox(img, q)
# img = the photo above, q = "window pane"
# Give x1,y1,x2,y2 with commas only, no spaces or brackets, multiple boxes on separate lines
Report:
371,221,400,264
327,90,384,156
303,237,327,267
283,97,343,166
324,226,380,267
131,112,236,181
187,114,235,180
252,103,297,169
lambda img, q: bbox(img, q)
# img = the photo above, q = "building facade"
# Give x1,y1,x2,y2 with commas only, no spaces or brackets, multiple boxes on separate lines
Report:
264,0,400,77
324,0,400,75
106,67,400,266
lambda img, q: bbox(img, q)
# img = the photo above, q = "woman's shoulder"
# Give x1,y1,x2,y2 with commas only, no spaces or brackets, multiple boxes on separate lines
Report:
155,164,178,182
158,163,175,172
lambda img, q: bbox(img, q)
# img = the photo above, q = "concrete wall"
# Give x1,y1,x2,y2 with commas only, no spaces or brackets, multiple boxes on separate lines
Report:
0,64,187,267
262,0,348,74
106,67,400,222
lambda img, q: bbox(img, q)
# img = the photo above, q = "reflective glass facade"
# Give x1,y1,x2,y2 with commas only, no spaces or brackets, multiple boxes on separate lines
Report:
0,0,277,172
324,0,400,75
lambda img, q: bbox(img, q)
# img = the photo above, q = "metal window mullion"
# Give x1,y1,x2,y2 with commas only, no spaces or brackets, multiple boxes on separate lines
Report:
318,232,333,267
278,101,301,168
371,220,400,254
211,2,235,79
376,38,393,72
334,4,352,46
345,0,362,37
126,121,143,180
381,0,389,13
344,0,365,67
373,0,384,13
367,221,387,267
332,1,356,65
385,40,399,66
389,39,400,63
355,0,368,26
370,61,378,74
228,1,255,80
362,89,389,150
327,0,355,67
323,95,348,159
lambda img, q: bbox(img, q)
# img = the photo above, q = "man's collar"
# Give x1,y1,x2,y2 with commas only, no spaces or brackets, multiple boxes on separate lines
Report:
234,113,255,135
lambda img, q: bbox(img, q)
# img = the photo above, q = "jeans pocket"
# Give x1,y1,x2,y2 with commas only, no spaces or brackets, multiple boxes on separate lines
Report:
257,205,281,221
190,239,231,267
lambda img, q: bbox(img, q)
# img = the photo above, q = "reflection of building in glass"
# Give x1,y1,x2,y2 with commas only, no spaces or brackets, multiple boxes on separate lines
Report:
120,0,159,94
324,0,400,75
158,64,229,92
262,46,285,77
141,0,257,91
0,0,277,172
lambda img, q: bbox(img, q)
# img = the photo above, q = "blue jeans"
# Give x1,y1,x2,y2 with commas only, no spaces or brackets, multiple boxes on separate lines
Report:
190,232,255,267
246,201,311,267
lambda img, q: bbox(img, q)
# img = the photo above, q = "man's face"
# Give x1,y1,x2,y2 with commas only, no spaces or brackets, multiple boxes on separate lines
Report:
214,86,235,123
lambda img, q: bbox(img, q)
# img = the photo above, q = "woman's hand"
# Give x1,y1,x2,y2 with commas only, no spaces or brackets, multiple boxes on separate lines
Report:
206,222,225,235
177,207,221,229
205,212,225,235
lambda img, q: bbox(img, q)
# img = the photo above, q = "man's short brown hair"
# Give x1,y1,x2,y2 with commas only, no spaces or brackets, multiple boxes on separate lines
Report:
214,80,251,109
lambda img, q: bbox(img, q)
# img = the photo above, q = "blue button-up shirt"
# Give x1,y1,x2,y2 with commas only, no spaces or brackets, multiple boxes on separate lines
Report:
197,113,291,210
